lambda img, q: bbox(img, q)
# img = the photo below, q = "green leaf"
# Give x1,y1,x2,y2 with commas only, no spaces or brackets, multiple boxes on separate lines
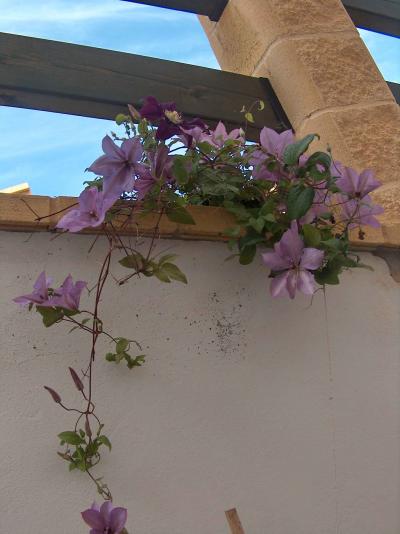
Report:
126,355,146,369
283,134,318,165
105,352,116,362
36,306,64,327
260,199,275,217
287,187,315,220
249,216,265,234
263,213,276,223
321,238,344,251
161,263,188,284
153,269,171,283
116,338,129,353
158,254,179,265
119,254,143,270
306,151,331,171
166,205,195,225
258,100,265,111
172,157,189,185
97,435,112,451
224,226,241,238
115,352,125,363
58,431,84,446
239,244,257,265
302,224,321,247
115,113,129,125
245,112,255,123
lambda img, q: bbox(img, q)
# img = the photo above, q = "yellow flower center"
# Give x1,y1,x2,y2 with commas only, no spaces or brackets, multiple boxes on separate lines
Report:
164,110,182,124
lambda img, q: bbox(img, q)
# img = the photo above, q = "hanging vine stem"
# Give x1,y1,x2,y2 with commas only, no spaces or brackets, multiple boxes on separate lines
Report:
37,215,171,504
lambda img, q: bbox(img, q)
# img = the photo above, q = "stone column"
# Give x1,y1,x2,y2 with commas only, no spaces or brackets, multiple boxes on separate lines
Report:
199,0,400,243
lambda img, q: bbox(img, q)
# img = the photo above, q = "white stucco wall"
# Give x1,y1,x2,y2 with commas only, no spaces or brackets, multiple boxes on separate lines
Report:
0,230,399,534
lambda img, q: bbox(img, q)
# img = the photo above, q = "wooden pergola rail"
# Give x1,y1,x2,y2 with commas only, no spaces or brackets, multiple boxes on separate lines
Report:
0,32,290,141
122,0,400,37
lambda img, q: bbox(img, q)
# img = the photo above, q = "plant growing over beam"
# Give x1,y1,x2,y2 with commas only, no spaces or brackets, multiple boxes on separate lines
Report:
14,96,383,532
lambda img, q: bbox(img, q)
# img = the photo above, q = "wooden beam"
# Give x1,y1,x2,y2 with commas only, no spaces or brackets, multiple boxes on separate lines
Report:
225,509,246,534
122,0,400,38
343,0,400,37
0,194,397,248
120,0,228,21
0,32,290,141
388,81,400,104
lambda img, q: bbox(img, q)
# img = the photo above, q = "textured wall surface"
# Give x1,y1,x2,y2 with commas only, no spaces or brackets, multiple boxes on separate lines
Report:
0,231,399,533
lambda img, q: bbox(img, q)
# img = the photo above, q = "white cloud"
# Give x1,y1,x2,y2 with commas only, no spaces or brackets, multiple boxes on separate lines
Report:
0,0,183,24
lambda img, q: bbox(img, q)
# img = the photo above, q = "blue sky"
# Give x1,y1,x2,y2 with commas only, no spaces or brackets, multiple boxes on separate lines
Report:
0,0,399,196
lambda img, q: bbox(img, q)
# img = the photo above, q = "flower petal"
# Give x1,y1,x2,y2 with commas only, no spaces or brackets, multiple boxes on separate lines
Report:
100,500,113,524
297,270,317,295
285,270,298,299
300,248,324,270
102,135,123,158
270,271,290,298
81,509,105,529
262,251,292,272
109,507,128,533
278,221,304,265
121,136,142,164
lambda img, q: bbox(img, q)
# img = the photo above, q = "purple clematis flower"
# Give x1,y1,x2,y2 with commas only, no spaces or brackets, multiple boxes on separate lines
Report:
49,275,86,310
338,194,384,228
262,221,324,299
134,144,173,200
140,96,205,141
199,121,244,148
81,501,127,534
88,135,142,199
336,166,381,199
251,127,295,181
13,271,53,307
57,187,115,233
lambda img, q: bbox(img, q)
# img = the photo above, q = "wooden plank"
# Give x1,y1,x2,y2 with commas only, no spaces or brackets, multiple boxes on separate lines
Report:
225,509,246,534
121,0,228,21
123,0,400,38
0,32,290,140
343,0,400,37
0,194,397,248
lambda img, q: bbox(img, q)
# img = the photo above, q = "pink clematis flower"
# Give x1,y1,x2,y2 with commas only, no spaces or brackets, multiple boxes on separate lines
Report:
338,194,384,228
49,275,86,310
57,187,115,233
336,166,381,199
134,144,173,200
199,121,244,148
81,501,127,534
13,271,53,307
251,127,294,181
262,221,324,299
88,135,142,199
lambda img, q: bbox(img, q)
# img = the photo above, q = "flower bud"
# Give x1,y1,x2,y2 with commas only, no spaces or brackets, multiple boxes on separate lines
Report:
68,367,84,392
44,386,61,404
85,418,92,438
128,104,141,121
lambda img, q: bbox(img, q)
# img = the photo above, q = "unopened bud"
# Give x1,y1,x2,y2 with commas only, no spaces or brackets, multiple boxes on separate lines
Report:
68,367,84,392
85,418,92,438
44,386,61,404
128,104,141,121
